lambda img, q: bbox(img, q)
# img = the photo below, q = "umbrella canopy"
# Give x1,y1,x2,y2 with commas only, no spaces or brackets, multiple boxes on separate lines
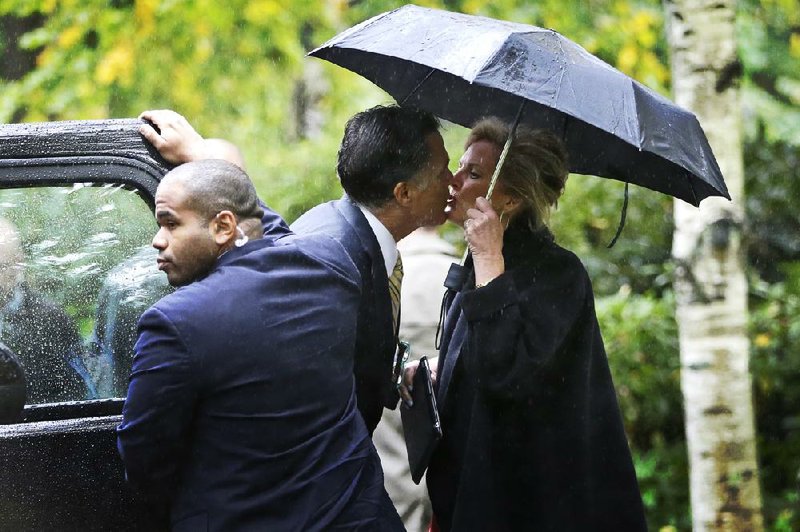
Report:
309,4,729,207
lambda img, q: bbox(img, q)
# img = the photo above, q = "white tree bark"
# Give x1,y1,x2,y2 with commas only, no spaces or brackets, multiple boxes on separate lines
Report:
664,0,764,530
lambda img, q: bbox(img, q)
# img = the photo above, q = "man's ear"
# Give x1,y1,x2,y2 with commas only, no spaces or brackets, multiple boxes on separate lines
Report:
393,181,414,207
211,210,237,246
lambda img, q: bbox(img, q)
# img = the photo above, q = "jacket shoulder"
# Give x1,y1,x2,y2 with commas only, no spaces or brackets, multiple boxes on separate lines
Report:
288,233,363,288
291,200,344,234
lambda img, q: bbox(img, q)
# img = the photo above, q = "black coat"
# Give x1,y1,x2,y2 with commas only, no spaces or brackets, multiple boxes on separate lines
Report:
427,222,647,532
292,196,399,434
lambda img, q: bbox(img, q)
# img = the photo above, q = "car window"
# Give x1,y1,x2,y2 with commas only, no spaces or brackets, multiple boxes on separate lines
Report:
0,183,171,404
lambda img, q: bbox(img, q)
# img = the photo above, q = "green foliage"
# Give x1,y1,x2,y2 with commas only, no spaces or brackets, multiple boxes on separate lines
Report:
596,289,690,530
553,174,674,297
744,135,800,530
750,273,800,531
1,0,799,528
739,0,800,145
744,136,800,277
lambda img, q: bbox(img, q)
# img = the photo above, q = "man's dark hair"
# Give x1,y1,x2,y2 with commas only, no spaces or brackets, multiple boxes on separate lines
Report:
169,159,264,223
336,105,441,207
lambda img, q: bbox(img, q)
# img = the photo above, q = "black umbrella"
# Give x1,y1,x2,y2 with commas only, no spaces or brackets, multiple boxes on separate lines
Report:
309,4,729,207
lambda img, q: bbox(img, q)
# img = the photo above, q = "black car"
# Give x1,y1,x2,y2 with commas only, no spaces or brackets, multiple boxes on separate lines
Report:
0,119,171,531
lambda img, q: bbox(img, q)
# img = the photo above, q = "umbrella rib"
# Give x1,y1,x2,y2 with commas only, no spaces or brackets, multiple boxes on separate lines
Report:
551,32,569,112
687,173,700,206
400,68,436,106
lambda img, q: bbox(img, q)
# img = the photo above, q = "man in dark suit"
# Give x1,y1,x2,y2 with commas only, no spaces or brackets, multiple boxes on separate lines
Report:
140,106,454,435
291,106,452,434
117,160,398,530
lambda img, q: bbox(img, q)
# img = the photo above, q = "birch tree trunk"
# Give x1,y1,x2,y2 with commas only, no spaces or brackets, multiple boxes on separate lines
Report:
664,1,764,530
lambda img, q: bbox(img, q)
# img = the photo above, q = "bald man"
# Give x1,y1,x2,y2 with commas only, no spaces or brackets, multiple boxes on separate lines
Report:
117,160,401,530
0,218,90,403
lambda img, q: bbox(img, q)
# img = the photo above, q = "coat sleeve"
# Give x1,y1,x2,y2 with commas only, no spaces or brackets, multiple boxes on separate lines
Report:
458,259,591,402
116,306,198,499
259,198,292,240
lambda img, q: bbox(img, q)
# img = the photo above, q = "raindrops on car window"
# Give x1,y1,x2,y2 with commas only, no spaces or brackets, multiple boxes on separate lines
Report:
0,184,164,404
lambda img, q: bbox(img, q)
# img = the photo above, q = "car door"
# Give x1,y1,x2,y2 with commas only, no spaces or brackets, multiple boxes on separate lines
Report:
0,119,171,531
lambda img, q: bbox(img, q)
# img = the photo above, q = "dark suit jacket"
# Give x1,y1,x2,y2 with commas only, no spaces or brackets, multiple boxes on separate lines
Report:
117,233,388,531
291,196,398,435
427,221,647,532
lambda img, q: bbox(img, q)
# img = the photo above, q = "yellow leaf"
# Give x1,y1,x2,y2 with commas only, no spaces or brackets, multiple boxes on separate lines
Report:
95,44,134,86
245,0,282,25
754,333,771,347
617,44,638,75
791,33,800,59
58,26,82,49
41,0,57,14
632,12,657,48
135,0,158,35
36,47,54,68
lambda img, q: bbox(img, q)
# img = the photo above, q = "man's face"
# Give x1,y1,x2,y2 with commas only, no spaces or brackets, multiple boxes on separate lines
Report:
152,177,218,287
407,132,453,228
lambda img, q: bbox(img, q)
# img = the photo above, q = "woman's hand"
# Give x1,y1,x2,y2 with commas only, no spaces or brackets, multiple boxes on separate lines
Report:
464,196,505,287
399,357,438,407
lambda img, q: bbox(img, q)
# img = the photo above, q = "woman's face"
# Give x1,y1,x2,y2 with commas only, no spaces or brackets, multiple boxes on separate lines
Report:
446,139,513,225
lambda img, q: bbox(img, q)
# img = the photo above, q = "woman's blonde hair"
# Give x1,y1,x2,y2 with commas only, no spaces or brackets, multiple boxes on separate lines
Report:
467,117,569,231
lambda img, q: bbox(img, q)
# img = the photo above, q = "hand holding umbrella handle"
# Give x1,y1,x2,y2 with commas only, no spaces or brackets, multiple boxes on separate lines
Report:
464,197,505,287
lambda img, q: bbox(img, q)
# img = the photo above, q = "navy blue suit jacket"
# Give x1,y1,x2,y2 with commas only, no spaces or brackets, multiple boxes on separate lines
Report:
117,233,388,531
291,196,398,435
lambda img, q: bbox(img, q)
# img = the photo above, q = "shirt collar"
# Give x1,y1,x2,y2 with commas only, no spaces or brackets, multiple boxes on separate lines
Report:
357,204,397,277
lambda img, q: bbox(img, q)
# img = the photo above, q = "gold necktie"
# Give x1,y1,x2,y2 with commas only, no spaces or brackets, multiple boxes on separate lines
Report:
388,253,403,332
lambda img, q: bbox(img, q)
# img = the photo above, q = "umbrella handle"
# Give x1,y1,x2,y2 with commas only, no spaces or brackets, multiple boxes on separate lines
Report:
484,102,524,201
460,102,526,266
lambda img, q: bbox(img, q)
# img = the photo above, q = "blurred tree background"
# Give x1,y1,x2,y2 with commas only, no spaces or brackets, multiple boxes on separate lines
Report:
0,0,797,529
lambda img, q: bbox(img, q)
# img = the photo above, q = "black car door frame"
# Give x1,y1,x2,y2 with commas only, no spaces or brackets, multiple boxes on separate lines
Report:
0,119,170,531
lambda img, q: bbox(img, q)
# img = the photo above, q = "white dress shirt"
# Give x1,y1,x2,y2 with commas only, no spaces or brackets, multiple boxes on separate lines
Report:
357,204,397,276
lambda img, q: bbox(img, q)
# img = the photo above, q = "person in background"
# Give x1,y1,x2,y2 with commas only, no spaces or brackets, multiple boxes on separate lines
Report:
412,117,647,531
0,217,92,403
372,226,456,531
117,159,399,530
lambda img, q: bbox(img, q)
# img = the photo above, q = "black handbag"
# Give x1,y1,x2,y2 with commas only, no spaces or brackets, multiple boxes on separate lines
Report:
400,356,442,484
